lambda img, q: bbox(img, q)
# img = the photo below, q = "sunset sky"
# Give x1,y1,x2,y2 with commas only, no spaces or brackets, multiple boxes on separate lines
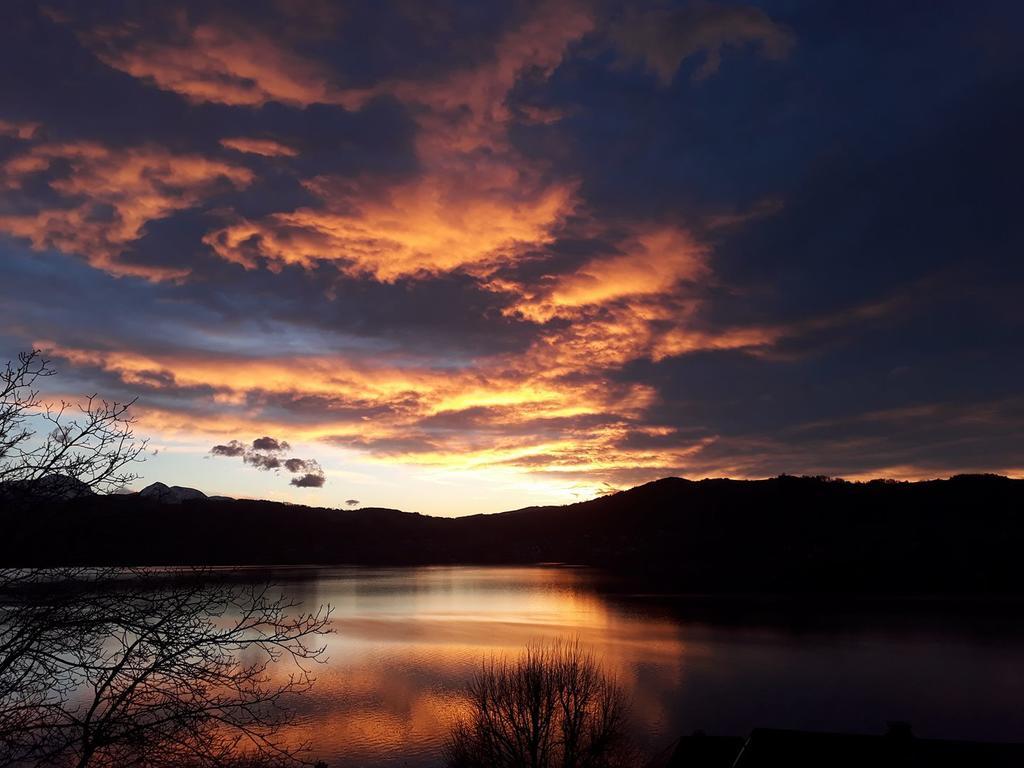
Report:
1,0,1021,514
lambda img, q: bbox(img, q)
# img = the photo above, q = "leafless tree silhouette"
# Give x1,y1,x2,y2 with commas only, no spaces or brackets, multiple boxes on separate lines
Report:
0,350,147,502
444,639,636,768
0,568,332,768
0,354,333,765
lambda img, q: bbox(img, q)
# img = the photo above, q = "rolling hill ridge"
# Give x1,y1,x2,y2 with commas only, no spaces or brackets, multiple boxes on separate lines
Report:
3,474,1023,594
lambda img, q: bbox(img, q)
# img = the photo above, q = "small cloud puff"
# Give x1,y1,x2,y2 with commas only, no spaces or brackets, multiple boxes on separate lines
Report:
252,436,290,452
291,472,326,488
244,453,282,470
284,457,308,472
211,440,246,457
210,436,325,489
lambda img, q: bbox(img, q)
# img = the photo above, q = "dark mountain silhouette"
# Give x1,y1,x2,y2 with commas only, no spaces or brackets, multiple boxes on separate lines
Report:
3,474,1023,594
137,481,208,504
0,473,96,502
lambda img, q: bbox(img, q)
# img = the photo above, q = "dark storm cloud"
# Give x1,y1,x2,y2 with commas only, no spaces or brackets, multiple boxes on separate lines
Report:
274,271,545,358
242,391,404,426
0,245,537,380
42,0,523,98
4,2,414,141
704,78,1024,327
609,2,794,83
592,59,1024,480
329,435,442,456
664,396,1024,481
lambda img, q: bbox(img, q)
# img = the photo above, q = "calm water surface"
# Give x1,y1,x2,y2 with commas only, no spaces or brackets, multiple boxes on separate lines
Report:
264,566,1024,766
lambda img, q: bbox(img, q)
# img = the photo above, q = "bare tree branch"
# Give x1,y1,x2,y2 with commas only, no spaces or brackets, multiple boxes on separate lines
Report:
0,568,332,768
0,353,332,766
444,639,636,768
0,350,147,504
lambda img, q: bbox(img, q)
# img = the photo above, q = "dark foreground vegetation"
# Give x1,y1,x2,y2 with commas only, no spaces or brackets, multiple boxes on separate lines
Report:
667,724,1024,768
0,567,331,768
3,473,1023,594
444,640,636,768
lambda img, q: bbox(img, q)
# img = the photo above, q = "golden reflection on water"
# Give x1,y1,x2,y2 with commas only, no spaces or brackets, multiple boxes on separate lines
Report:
269,566,688,766
250,566,1024,766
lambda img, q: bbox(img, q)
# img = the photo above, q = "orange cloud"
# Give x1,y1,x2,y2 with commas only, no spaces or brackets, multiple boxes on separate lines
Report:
514,226,709,322
0,141,252,279
650,324,780,361
50,2,594,284
35,291,902,489
0,119,40,140
203,1,591,281
37,337,674,478
205,166,576,280
84,21,339,107
219,136,298,157
380,0,595,153
21,2,821,492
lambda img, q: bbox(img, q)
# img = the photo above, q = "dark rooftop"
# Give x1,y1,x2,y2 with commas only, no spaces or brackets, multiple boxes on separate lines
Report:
669,724,1024,768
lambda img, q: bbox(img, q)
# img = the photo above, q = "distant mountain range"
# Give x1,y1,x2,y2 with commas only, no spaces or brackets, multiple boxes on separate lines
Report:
3,474,1024,594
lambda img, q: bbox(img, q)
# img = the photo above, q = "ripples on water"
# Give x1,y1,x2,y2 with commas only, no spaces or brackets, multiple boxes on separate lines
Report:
239,566,1024,767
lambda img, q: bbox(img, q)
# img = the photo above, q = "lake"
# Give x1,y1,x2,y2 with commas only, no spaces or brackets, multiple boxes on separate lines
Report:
257,565,1024,766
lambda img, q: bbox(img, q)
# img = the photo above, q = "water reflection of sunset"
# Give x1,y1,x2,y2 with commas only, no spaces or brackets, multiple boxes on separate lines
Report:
268,567,686,765
252,566,1024,766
